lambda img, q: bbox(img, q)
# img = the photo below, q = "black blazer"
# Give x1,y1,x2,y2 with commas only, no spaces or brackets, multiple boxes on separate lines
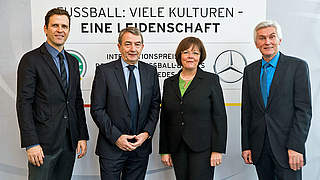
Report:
241,52,312,168
90,59,161,159
159,68,227,154
16,43,89,155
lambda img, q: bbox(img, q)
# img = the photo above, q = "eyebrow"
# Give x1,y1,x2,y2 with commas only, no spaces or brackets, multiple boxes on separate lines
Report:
124,41,142,44
259,32,277,37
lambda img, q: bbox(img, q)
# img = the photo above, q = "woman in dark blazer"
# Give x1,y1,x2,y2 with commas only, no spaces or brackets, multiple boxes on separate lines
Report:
159,37,227,180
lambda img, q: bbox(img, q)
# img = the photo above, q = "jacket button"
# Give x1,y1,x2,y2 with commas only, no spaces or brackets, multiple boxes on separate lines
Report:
66,101,69,104
180,112,184,115
181,122,184,126
180,101,183,105
64,115,68,119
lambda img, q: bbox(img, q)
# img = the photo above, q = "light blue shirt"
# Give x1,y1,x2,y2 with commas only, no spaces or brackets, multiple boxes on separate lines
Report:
260,51,280,98
45,42,69,84
121,59,141,103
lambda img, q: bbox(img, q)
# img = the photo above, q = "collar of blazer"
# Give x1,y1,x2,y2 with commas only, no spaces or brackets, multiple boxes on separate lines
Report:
255,52,289,109
39,43,74,96
170,67,206,99
113,58,148,110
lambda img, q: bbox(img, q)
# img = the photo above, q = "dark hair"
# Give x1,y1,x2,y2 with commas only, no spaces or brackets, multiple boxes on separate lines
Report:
45,8,70,27
118,27,144,44
175,37,207,66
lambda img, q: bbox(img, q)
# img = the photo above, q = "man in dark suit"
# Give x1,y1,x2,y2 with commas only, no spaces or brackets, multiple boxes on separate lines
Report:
16,8,89,180
90,27,161,180
241,20,312,180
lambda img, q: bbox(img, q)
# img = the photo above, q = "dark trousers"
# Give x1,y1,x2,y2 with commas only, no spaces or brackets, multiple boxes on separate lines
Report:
28,130,75,180
255,132,302,180
171,140,214,180
99,151,149,180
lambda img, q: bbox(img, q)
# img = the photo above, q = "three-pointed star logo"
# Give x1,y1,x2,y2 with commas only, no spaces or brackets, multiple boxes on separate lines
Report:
213,50,247,83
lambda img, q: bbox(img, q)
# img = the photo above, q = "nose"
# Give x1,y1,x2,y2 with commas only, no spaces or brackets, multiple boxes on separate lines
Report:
187,52,195,58
129,44,137,51
265,37,272,44
57,25,63,32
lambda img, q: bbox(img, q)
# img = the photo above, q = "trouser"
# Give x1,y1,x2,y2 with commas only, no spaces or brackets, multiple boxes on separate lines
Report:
255,132,302,180
171,140,214,180
28,130,75,180
99,151,149,180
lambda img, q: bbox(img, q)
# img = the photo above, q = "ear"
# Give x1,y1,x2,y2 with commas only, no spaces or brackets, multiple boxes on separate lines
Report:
278,38,282,45
117,43,121,51
43,25,47,36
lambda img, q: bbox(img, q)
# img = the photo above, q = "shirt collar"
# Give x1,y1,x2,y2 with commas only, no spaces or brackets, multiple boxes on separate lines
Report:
45,41,65,59
121,58,139,70
262,51,280,68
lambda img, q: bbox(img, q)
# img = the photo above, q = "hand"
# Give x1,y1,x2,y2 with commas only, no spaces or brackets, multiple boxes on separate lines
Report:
26,145,45,167
242,150,253,164
76,140,87,159
132,132,149,148
210,152,222,166
161,154,173,167
288,149,304,171
115,135,137,151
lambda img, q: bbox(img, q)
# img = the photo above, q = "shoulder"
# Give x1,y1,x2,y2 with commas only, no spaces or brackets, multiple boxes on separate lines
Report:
139,60,157,72
97,59,120,70
19,46,43,66
244,60,261,72
197,68,219,81
165,73,177,82
280,53,308,66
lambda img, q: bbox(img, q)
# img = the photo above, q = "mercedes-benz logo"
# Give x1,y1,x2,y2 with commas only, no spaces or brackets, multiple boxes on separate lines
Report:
213,50,247,83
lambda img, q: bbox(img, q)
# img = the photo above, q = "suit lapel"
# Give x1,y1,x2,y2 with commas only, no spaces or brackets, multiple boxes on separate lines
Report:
66,52,75,97
183,68,204,98
39,44,67,96
266,53,288,108
169,73,182,100
138,62,146,110
253,61,265,110
113,59,130,108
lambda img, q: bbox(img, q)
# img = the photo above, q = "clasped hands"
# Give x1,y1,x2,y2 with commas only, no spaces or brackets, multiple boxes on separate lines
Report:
115,132,149,151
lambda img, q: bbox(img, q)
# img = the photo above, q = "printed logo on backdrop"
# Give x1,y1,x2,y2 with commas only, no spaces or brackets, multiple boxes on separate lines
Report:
213,50,247,83
67,50,87,78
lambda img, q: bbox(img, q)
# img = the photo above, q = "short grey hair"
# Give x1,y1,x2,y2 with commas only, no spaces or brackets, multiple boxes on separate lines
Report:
254,20,282,43
118,27,144,44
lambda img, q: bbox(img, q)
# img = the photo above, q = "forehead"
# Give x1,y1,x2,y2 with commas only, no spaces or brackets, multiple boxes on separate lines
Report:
48,14,69,25
121,32,142,43
256,26,277,36
183,44,199,51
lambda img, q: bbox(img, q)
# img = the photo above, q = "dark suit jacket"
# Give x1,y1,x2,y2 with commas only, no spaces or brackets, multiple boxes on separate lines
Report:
16,43,89,155
90,59,161,159
241,52,312,168
159,68,227,154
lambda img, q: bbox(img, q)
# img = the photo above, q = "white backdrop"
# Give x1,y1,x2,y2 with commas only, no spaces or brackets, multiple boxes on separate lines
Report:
1,0,320,179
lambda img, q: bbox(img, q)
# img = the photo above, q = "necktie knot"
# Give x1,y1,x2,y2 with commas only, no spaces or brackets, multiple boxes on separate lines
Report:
263,63,271,70
127,65,136,71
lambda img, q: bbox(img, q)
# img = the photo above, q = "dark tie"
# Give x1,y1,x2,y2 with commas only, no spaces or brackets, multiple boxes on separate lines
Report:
261,63,270,107
58,53,67,92
127,65,139,134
